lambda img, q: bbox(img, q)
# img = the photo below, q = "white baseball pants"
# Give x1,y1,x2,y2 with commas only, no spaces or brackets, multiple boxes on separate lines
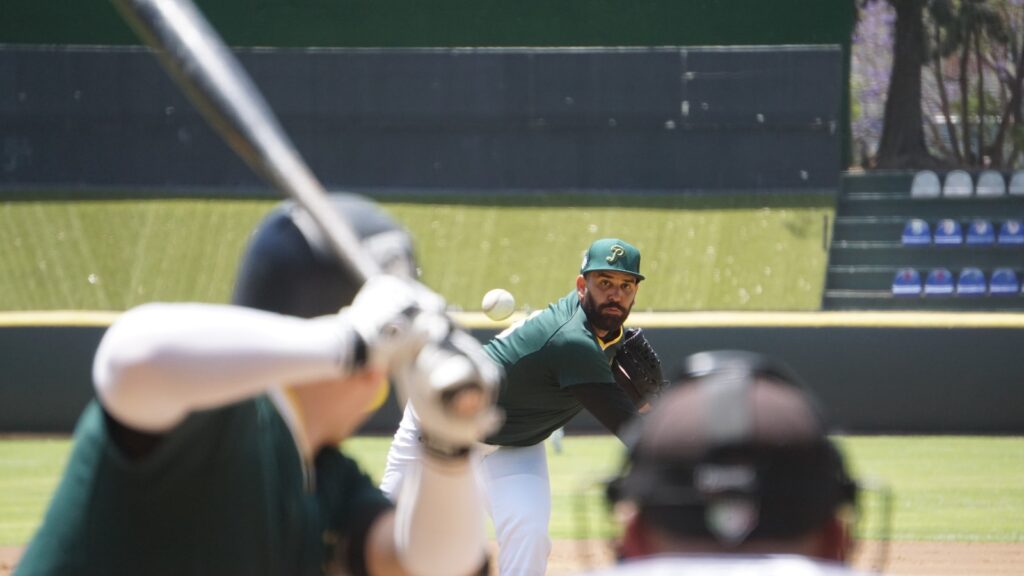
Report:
380,405,552,576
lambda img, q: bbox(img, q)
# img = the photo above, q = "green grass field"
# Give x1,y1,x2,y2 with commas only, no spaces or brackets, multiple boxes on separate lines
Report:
0,193,834,312
2,435,1021,546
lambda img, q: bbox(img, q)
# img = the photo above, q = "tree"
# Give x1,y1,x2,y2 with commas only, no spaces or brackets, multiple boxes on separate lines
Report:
868,0,942,168
927,0,1019,167
855,0,1024,169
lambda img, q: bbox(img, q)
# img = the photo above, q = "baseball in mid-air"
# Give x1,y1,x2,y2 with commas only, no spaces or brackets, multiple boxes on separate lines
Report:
482,288,516,321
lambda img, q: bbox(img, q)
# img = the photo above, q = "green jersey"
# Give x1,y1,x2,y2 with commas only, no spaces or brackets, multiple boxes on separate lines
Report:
17,397,391,576
484,290,623,446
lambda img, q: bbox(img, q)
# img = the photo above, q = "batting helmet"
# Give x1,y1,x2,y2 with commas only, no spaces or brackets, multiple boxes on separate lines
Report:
232,193,417,318
607,350,857,546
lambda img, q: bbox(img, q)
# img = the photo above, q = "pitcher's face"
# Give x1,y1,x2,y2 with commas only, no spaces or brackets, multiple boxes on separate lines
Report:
577,271,638,336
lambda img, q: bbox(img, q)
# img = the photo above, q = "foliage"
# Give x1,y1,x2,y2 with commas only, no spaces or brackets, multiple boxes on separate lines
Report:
853,0,1024,168
853,1,898,165
925,0,1024,168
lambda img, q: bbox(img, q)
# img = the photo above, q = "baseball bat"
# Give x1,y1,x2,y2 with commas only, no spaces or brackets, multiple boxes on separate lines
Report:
109,0,379,284
110,0,496,418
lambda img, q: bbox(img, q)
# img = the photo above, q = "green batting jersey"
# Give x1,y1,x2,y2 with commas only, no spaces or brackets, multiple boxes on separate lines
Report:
16,396,391,576
484,289,622,446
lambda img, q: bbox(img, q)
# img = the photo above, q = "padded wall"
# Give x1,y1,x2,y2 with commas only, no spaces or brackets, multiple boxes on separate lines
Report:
1,45,841,193
3,323,1020,434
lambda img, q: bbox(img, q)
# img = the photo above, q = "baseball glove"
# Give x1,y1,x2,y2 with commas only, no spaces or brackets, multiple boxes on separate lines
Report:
611,328,668,409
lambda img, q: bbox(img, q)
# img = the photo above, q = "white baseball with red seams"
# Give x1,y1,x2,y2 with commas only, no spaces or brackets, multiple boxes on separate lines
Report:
482,288,516,321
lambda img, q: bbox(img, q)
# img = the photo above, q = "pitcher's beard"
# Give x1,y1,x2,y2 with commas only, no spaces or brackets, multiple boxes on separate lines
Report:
582,292,632,334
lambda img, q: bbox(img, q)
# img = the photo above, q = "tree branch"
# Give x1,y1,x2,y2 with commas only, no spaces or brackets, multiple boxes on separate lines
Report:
932,16,963,163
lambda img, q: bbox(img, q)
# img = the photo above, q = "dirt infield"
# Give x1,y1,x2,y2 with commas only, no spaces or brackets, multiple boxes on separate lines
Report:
0,549,15,576
4,541,1022,574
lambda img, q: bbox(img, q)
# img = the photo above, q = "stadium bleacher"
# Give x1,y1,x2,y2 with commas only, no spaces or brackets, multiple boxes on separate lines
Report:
942,170,973,198
989,267,1020,295
892,267,922,296
901,218,931,245
910,169,941,198
998,219,1024,245
976,170,1006,197
1010,170,1024,196
965,219,995,245
933,218,963,245
826,170,1024,310
924,267,955,295
956,267,986,296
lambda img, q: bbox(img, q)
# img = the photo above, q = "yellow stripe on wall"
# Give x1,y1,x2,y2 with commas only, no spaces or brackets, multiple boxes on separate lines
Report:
0,311,121,327
4,310,1024,330
451,310,1024,330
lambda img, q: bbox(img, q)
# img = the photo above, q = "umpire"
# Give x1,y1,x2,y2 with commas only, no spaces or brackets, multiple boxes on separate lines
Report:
592,350,872,575
381,238,667,575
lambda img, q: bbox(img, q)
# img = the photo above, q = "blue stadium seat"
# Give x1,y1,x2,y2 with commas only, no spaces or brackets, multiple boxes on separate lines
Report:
998,220,1024,245
989,268,1020,295
965,219,995,245
901,219,931,245
976,170,1006,197
933,219,962,245
892,268,922,296
942,170,973,198
924,268,955,296
956,267,986,296
911,170,941,198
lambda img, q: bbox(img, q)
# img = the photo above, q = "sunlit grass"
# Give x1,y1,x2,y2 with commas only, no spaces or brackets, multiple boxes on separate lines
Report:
0,193,833,312
4,434,1021,546
0,199,270,311
837,436,1024,542
0,438,73,545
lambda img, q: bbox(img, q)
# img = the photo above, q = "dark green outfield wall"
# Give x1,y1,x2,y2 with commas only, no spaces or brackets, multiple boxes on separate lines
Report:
3,322,1020,434
3,45,842,192
2,1,854,48
1,0,855,166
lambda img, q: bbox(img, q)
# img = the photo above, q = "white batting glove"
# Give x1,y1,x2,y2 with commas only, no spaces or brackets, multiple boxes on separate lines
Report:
343,275,438,374
398,328,504,460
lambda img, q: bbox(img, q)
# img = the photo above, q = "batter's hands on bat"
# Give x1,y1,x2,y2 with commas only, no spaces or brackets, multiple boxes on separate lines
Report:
344,275,439,374
399,329,504,461
346,275,503,457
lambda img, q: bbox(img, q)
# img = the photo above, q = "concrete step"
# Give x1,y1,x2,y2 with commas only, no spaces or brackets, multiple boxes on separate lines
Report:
826,244,1024,268
822,290,1024,310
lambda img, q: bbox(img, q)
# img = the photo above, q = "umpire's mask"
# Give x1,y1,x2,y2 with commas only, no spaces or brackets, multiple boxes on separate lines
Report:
606,350,858,546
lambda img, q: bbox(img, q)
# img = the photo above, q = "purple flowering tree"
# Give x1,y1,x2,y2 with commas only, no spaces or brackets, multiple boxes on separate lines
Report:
852,2,894,165
858,0,938,169
854,0,1024,169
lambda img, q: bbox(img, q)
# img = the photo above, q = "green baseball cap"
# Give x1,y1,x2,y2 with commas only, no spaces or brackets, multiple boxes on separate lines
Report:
580,238,645,280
